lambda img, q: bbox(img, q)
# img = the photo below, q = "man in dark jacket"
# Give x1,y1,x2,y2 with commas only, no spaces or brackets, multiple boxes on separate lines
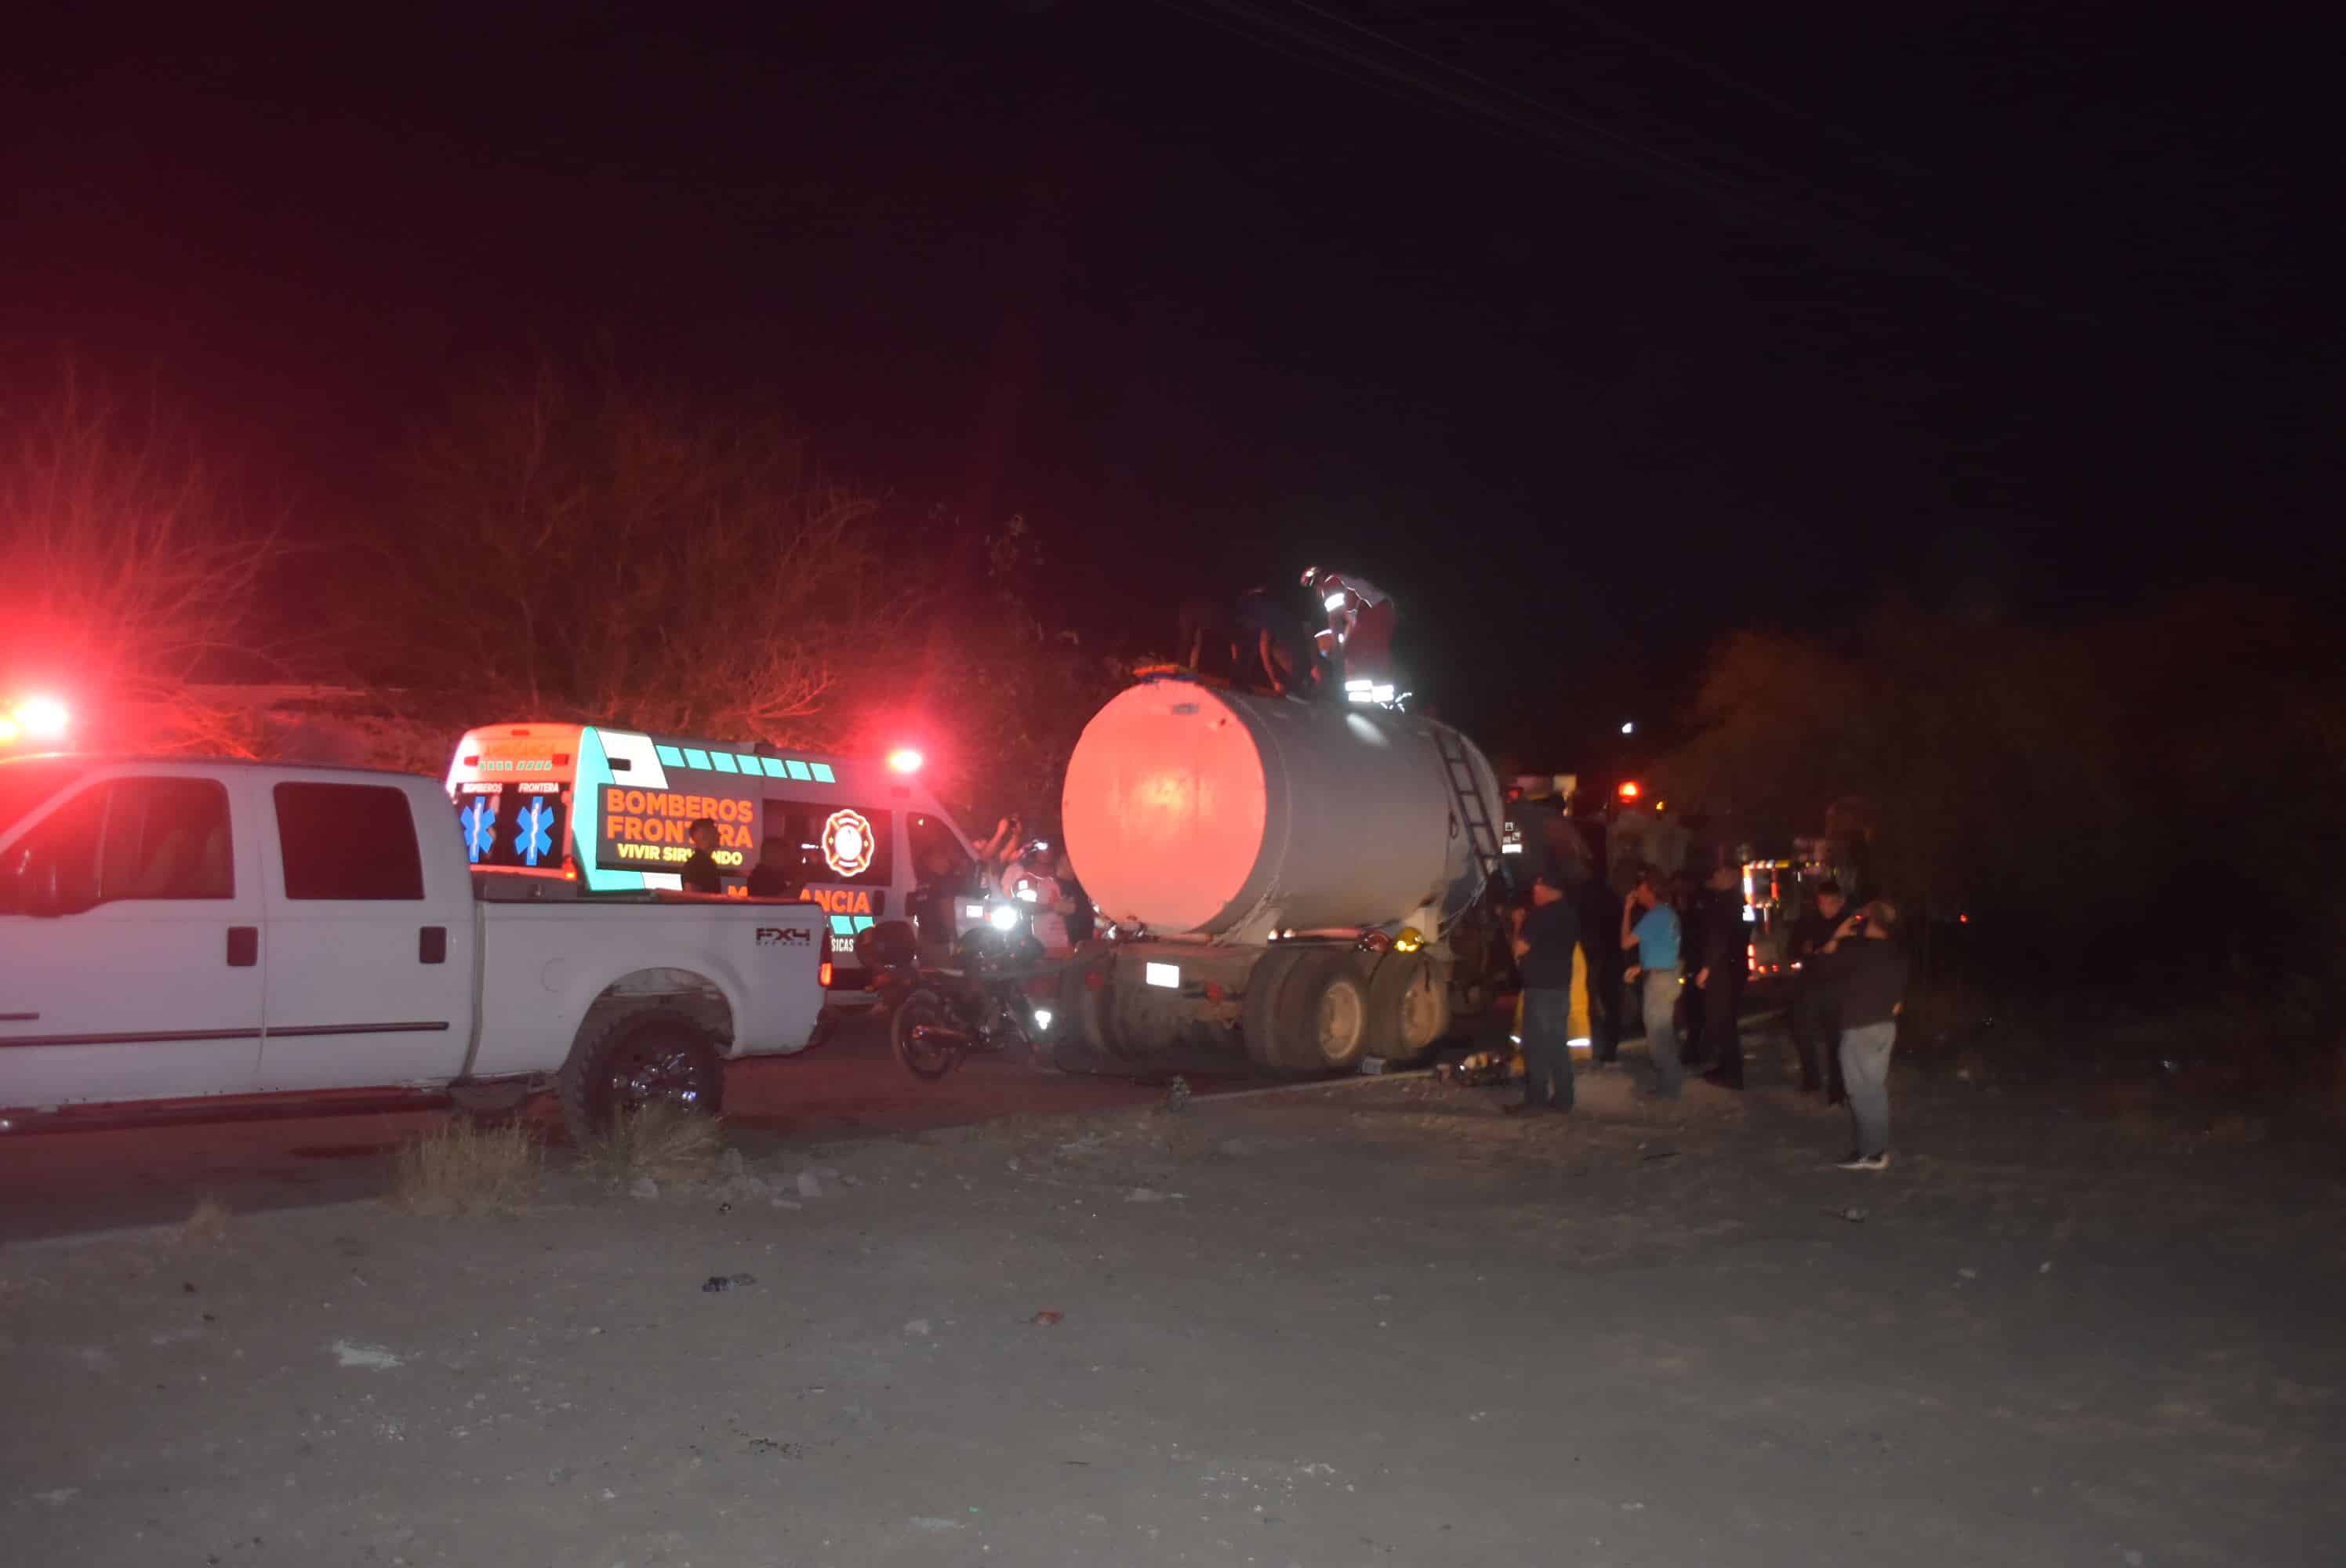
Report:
1810,899,1911,1171
1507,869,1581,1114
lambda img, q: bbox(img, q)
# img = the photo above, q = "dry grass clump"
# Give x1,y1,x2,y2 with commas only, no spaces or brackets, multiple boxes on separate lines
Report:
578,1101,724,1184
180,1194,233,1245
390,1118,543,1216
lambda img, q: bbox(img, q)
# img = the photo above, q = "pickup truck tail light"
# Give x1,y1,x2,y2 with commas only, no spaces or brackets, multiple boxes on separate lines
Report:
819,960,834,989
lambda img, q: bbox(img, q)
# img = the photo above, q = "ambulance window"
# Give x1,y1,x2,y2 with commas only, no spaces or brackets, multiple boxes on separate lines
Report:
907,813,971,887
453,787,503,865
499,789,567,869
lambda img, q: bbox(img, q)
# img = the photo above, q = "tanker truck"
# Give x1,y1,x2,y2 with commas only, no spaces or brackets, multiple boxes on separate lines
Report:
1050,673,1508,1076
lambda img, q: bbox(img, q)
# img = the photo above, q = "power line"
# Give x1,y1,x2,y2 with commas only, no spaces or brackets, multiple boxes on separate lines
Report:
1143,0,2082,324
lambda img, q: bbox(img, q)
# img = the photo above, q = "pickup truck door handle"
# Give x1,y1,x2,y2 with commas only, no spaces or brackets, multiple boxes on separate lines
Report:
227,927,259,967
419,926,448,964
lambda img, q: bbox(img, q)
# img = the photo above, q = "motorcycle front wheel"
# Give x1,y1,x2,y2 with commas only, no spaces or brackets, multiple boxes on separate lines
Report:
892,987,966,1080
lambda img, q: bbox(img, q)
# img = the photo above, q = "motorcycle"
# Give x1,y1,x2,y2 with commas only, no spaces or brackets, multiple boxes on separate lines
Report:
856,895,1054,1081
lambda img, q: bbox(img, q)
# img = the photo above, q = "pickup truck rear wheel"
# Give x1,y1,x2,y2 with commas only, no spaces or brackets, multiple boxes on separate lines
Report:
557,1010,724,1145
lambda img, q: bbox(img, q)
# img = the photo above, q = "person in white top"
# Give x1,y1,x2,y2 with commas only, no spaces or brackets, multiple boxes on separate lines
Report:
1000,840,1075,956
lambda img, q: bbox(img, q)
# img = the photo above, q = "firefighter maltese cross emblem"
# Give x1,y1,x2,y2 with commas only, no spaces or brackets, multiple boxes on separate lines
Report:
820,808,875,878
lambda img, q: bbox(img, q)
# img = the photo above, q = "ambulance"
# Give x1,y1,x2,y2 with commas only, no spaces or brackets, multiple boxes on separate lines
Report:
445,723,985,991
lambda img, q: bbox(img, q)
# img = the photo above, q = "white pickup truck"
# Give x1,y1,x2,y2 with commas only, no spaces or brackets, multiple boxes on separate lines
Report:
0,756,829,1139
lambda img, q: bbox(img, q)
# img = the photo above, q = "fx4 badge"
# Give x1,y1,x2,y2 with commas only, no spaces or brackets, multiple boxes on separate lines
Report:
756,927,813,947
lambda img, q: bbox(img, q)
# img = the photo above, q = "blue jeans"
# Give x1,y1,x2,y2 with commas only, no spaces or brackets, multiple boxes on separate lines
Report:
1642,968,1683,1098
1520,988,1574,1109
1839,1021,1898,1155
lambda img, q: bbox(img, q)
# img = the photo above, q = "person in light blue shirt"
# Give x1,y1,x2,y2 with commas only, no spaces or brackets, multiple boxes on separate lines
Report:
1620,873,1685,1098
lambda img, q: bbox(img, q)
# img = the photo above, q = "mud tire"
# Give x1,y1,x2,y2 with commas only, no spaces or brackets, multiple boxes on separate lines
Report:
556,1008,724,1146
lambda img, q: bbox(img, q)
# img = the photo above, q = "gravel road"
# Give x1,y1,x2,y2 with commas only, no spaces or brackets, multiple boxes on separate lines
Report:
4,1051,2339,1566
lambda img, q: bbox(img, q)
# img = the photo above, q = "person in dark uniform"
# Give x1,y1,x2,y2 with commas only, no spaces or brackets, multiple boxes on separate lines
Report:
680,816,724,895
1692,860,1748,1088
1790,879,1850,1102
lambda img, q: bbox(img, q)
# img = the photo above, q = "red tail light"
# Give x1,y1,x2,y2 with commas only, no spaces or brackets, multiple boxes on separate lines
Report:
819,960,834,989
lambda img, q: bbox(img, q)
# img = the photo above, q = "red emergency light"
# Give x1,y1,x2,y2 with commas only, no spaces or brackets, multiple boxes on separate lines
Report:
886,748,924,775
2,695,70,747
1617,780,1640,801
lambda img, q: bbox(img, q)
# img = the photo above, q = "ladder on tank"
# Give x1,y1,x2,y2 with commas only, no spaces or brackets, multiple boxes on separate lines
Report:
1433,727,1505,891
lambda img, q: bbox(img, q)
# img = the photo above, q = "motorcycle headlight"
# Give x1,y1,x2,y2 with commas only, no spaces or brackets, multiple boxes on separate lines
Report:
988,903,1020,932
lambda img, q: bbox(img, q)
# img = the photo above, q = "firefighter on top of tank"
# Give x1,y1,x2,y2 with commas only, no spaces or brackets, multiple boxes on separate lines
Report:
1302,565,1396,702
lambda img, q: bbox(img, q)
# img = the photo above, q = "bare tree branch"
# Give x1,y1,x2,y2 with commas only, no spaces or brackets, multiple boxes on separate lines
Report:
0,361,277,750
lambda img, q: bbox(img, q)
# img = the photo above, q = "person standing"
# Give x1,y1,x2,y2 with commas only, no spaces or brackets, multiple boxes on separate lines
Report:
679,817,724,895
1178,595,1238,681
1506,870,1580,1115
1789,879,1850,1101
746,836,802,898
1813,899,1910,1171
1620,873,1685,1099
1580,826,1625,1066
1232,586,1324,699
1301,565,1396,699
1693,860,1748,1088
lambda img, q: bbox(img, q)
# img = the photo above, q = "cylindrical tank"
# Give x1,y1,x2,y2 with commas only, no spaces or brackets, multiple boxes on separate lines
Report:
1061,680,1502,938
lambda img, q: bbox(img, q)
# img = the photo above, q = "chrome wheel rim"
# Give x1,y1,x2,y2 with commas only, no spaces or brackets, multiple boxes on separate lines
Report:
606,1035,709,1114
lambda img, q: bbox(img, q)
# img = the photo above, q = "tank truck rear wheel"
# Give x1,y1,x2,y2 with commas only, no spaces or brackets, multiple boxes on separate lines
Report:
1272,951,1372,1076
1240,947,1309,1073
1367,952,1450,1065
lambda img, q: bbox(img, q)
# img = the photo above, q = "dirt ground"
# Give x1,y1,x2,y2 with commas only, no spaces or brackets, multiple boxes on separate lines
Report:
5,1036,2343,1567
0,1018,1215,1246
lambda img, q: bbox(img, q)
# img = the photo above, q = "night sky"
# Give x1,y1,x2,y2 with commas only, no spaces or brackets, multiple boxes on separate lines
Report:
3,3,2326,761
